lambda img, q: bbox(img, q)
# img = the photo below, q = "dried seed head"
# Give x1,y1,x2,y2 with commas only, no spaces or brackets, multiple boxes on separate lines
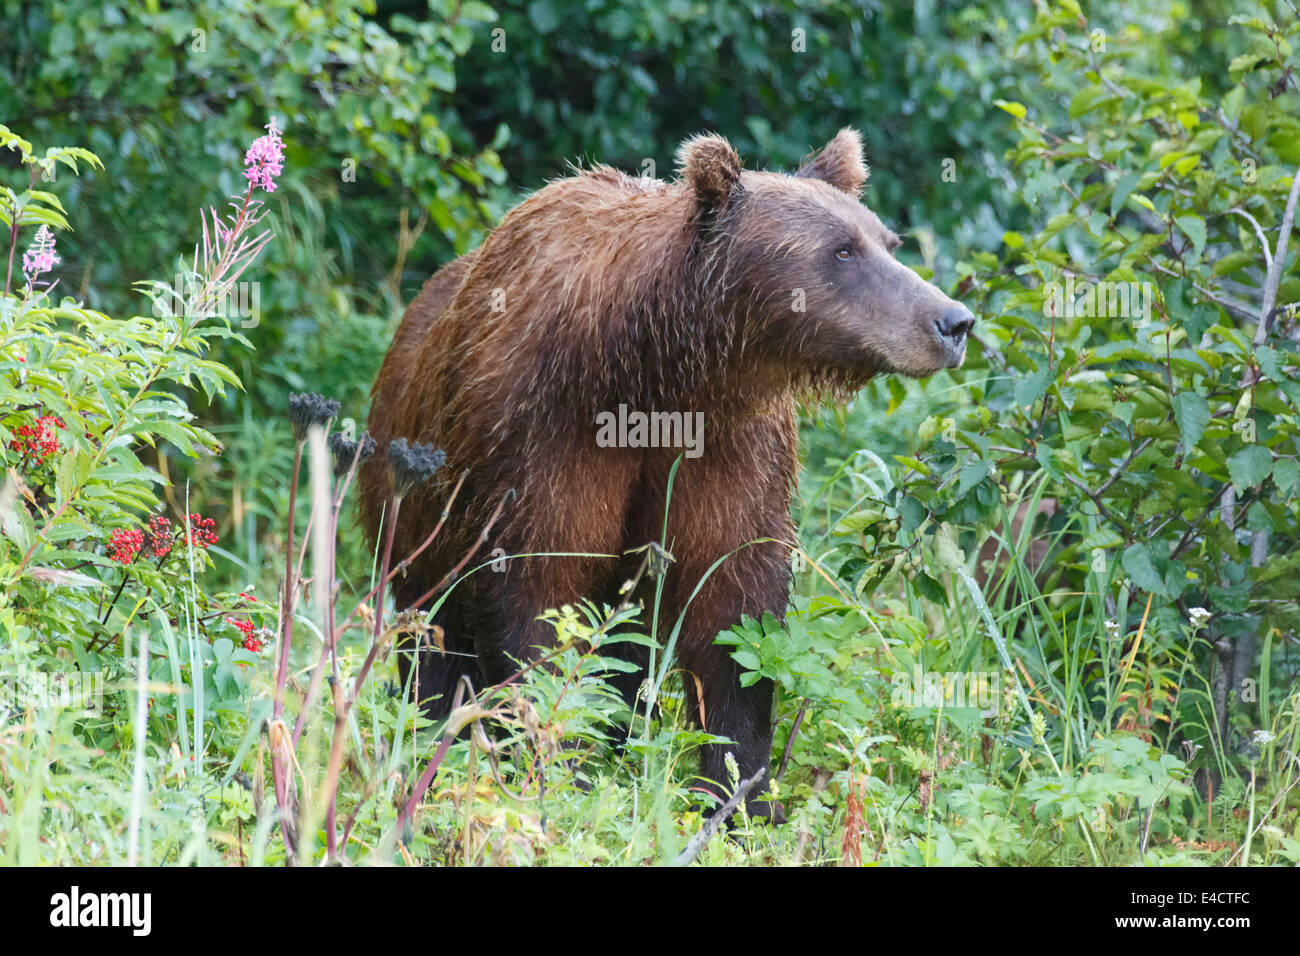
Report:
387,437,446,498
288,392,341,442
327,430,376,473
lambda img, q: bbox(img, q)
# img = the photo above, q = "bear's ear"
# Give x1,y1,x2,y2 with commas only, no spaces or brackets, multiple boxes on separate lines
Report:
797,128,869,197
677,133,743,210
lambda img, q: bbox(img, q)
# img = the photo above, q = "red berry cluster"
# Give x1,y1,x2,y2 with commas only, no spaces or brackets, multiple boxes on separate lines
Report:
227,616,254,640
110,513,220,566
107,528,145,564
228,616,263,654
145,515,173,557
10,414,65,464
187,514,219,548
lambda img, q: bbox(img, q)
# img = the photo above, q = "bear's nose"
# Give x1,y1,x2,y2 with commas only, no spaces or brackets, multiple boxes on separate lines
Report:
935,304,974,343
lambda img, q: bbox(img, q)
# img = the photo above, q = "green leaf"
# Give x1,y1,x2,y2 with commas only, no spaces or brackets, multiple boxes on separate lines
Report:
956,457,993,497
898,496,927,535
834,509,885,535
1014,367,1052,411
912,571,949,607
932,522,967,573
1274,458,1300,495
1122,543,1166,596
1222,86,1245,123
1226,444,1272,493
1175,215,1206,259
1228,52,1269,75
459,1,498,21
1068,86,1116,119
1172,391,1209,454
893,455,930,477
527,0,562,34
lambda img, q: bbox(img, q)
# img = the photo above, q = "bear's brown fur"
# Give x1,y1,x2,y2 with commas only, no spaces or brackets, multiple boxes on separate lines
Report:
361,129,972,818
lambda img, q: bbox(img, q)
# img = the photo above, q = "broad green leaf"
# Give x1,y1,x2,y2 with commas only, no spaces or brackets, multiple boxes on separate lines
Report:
1122,543,1166,596
1175,215,1206,258
1172,391,1209,454
1226,444,1273,492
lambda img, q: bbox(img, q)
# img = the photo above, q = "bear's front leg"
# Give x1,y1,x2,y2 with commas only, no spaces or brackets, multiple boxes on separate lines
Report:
655,407,799,823
669,536,793,825
690,642,783,824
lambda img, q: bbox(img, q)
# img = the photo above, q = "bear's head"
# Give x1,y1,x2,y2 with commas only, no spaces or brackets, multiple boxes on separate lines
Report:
677,128,973,380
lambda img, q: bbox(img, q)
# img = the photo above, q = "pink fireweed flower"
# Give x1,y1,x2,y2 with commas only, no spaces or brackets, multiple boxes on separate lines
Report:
22,225,60,282
243,118,285,193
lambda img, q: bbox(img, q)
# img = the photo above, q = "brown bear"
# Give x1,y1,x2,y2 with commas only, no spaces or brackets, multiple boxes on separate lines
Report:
361,129,972,820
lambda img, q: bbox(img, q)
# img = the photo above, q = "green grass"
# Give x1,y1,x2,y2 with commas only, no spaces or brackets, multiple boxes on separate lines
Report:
4,409,1296,867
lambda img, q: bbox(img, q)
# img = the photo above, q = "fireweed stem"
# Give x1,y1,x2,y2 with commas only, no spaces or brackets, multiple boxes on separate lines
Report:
322,489,400,857
354,495,401,699
292,441,376,746
271,439,304,863
4,167,38,296
373,496,402,643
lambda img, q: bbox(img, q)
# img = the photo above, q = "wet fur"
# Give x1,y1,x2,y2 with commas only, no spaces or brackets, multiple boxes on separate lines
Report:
362,130,963,818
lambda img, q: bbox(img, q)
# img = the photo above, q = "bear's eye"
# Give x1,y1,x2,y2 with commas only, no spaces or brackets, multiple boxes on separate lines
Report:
835,247,853,261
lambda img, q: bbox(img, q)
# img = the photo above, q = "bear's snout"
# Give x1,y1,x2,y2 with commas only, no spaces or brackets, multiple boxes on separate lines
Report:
933,303,974,368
